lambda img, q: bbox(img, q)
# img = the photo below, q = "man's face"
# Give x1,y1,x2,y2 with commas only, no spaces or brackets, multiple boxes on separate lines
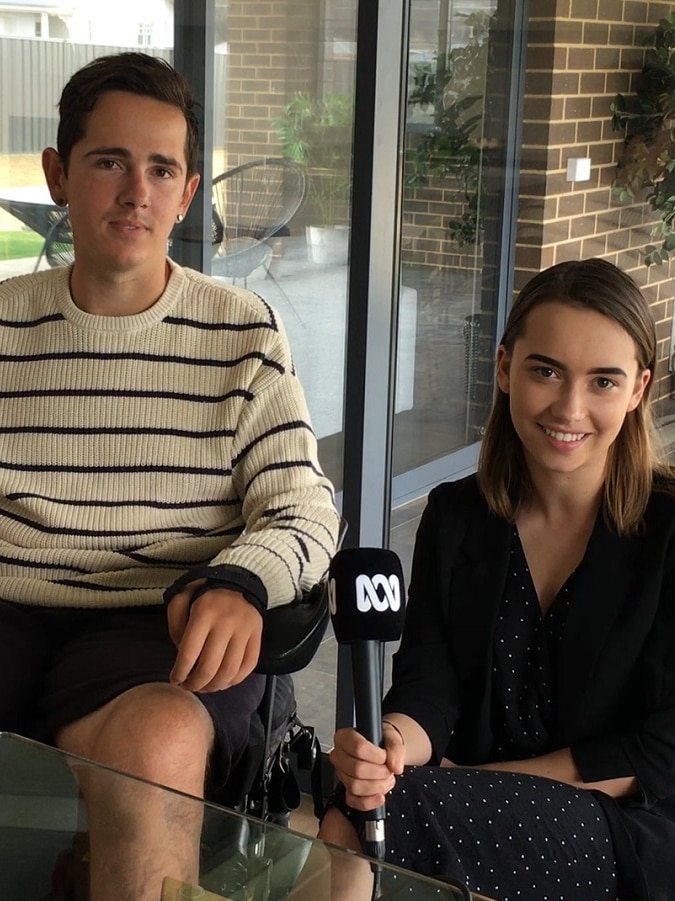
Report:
44,90,199,280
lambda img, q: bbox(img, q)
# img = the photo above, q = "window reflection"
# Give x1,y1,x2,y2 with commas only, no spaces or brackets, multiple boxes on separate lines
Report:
0,0,517,748
394,1,500,484
0,4,174,279
209,0,357,494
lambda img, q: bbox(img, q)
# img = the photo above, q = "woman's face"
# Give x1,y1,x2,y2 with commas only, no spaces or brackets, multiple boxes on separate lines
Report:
496,301,651,486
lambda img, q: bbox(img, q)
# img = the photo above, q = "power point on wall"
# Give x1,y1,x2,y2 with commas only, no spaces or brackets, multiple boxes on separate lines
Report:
566,157,592,182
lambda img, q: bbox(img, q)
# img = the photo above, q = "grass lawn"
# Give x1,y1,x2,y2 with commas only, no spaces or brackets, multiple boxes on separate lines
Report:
0,229,42,260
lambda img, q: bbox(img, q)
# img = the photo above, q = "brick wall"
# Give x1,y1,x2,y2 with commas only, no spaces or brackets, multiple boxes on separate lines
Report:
220,1,675,410
517,0,675,409
401,171,481,271
217,1,320,167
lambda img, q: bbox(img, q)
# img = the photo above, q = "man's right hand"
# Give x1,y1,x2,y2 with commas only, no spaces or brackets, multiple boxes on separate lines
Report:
166,582,263,692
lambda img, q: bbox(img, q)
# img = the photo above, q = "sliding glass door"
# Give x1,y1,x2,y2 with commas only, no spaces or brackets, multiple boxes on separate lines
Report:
0,0,527,746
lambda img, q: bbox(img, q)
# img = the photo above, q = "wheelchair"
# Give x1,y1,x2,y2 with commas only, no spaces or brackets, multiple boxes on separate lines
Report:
213,580,328,823
198,581,330,899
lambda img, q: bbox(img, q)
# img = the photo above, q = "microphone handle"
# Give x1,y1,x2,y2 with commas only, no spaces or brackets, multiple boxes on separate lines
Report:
351,640,386,861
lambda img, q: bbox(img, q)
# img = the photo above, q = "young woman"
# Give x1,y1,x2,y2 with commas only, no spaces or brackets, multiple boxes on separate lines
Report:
319,258,675,901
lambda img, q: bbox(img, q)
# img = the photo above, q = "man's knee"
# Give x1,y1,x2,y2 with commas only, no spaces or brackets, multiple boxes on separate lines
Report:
56,683,215,792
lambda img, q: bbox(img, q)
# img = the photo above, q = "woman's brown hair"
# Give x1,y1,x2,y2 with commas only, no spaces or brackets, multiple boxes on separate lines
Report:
477,258,672,534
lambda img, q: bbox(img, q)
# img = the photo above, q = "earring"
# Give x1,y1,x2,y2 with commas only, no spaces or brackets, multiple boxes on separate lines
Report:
54,197,66,207
176,213,184,223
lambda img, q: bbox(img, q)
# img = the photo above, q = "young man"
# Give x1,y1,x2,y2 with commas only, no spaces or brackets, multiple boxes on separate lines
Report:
1,52,339,898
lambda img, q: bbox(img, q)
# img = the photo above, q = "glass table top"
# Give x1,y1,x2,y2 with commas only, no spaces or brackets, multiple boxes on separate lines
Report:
0,731,482,901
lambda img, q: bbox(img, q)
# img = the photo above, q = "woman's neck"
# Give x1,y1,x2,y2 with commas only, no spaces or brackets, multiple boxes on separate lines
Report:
523,453,606,524
522,477,603,528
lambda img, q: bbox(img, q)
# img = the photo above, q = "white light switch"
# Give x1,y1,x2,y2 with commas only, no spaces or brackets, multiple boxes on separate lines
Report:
566,157,591,182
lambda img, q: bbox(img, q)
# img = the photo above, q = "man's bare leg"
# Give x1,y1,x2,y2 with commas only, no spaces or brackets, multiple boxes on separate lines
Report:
55,682,214,901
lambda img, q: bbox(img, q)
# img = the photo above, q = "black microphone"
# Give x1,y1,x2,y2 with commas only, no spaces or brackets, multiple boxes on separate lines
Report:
328,547,406,861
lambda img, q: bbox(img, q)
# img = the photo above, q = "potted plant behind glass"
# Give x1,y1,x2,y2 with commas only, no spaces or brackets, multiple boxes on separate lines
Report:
405,10,493,249
275,91,353,264
611,13,675,266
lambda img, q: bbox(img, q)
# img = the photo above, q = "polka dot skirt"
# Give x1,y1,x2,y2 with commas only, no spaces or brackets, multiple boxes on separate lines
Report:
375,766,619,900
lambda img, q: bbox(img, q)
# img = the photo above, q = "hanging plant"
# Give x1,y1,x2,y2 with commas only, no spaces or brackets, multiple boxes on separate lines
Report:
611,13,675,265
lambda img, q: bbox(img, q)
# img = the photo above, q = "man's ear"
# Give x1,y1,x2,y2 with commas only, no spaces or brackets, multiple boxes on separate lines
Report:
42,148,67,205
178,172,201,220
495,345,511,394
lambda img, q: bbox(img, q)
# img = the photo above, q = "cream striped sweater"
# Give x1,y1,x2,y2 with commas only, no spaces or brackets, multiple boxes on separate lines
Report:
0,261,340,609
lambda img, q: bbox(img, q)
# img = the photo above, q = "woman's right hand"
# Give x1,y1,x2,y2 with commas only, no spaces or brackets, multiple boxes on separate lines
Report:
329,725,405,811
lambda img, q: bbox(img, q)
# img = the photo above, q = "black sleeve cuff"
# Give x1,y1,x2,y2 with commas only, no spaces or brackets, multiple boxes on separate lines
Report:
163,565,268,617
571,734,634,783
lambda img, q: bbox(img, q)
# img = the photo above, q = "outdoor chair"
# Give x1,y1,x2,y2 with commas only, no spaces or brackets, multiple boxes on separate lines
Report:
37,157,308,292
0,195,70,274
211,158,307,288
38,210,74,270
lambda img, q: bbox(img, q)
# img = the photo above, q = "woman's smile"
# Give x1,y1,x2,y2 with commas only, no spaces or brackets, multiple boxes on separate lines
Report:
540,424,588,445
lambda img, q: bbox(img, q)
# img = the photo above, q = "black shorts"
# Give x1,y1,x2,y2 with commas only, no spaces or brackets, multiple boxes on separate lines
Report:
0,600,265,791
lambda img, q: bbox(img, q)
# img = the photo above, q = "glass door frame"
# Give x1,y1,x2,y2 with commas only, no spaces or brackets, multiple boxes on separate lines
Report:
337,0,531,727
170,0,530,543
169,0,530,733
390,0,531,510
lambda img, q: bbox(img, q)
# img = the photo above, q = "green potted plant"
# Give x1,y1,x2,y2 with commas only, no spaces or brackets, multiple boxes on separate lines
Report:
405,10,493,248
611,13,675,265
275,91,353,263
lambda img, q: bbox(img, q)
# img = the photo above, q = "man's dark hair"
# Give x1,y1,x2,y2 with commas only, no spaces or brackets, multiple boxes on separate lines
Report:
56,52,200,176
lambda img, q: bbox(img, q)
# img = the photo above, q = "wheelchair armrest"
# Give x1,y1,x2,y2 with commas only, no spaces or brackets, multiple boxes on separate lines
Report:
256,582,329,676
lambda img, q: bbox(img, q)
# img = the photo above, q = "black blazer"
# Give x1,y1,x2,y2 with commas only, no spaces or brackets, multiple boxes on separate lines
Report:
382,475,675,900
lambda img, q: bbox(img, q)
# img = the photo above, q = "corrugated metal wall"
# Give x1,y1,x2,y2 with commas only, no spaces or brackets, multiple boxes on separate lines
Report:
0,38,226,154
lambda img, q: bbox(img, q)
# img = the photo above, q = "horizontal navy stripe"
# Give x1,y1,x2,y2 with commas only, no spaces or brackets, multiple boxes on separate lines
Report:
232,420,313,468
234,539,297,585
0,553,92,574
0,388,254,402
120,550,227,566
0,508,247,542
164,315,276,333
0,505,234,538
0,313,64,328
0,462,233,475
262,510,339,540
245,459,325,493
0,350,284,373
7,492,239,508
0,426,236,438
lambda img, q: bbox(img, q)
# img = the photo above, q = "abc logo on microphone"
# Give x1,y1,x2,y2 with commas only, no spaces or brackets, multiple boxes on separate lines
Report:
355,573,401,613
328,547,405,644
